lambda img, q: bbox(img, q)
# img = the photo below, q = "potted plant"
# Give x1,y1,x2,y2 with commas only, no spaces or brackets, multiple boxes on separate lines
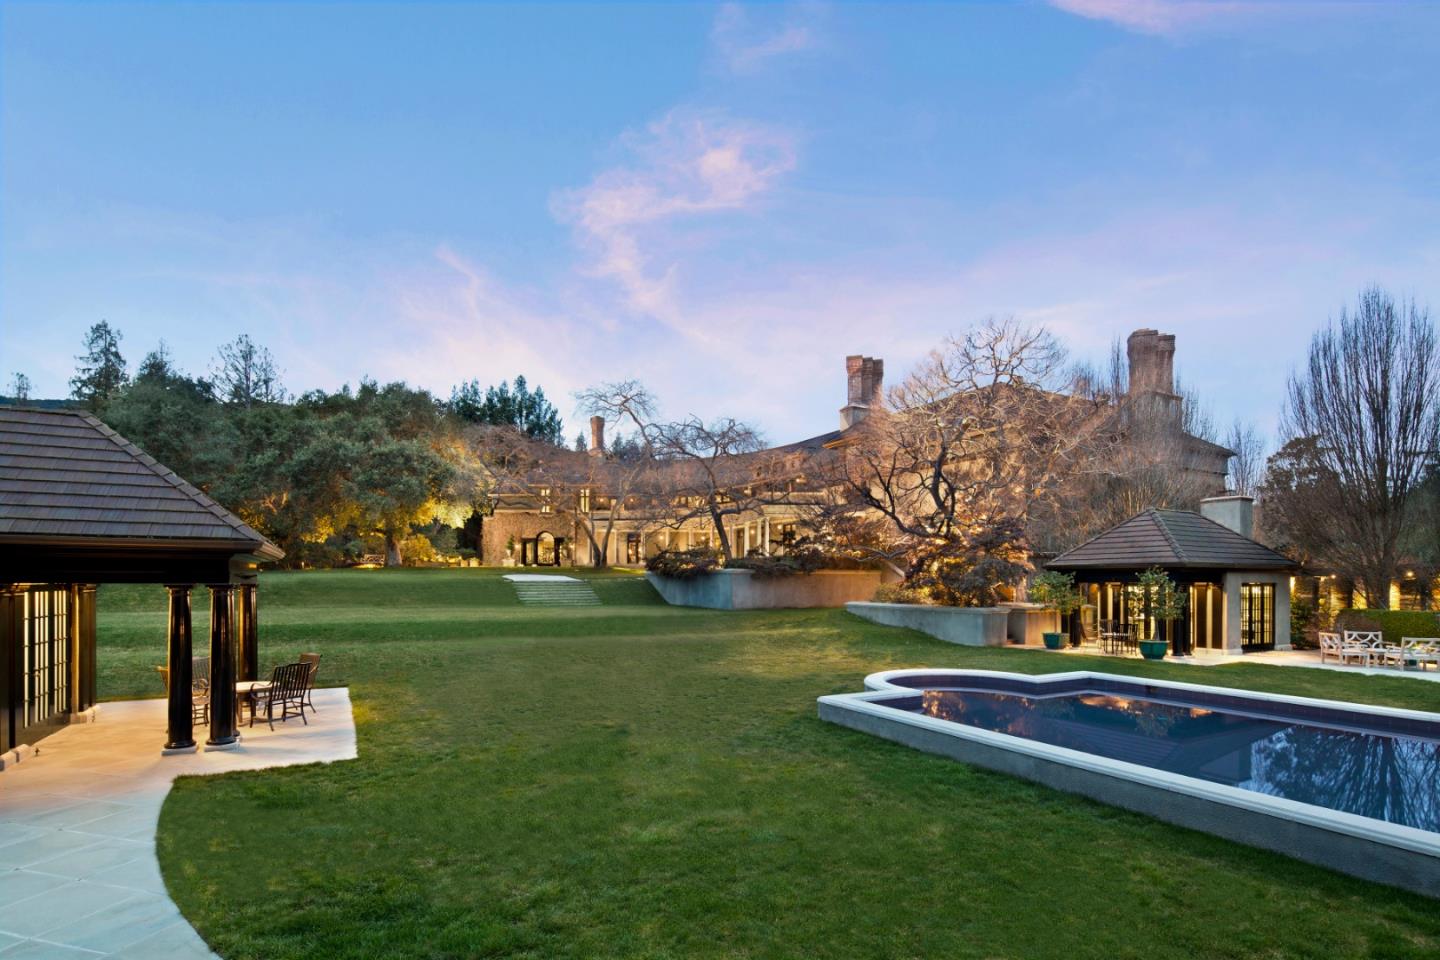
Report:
1030,571,1084,650
1135,566,1186,660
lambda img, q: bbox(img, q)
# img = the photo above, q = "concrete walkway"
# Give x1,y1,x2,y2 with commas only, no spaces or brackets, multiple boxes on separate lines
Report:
0,688,357,958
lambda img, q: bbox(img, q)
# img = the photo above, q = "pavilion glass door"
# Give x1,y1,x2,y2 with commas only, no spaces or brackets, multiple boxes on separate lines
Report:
18,585,71,745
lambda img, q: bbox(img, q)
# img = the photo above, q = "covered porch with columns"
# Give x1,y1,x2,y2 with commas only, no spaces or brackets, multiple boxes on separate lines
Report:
0,407,286,756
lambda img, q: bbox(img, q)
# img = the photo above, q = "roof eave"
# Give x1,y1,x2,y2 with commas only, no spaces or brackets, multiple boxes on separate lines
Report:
0,533,283,560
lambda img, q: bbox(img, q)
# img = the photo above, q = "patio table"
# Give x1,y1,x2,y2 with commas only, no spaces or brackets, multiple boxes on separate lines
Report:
236,681,272,721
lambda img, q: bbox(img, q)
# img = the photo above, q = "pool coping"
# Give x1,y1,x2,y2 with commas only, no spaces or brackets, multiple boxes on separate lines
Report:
818,669,1440,896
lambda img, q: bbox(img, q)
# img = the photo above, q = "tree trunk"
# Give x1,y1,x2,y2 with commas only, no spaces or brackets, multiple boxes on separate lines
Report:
710,508,733,561
385,531,404,567
1363,571,1392,610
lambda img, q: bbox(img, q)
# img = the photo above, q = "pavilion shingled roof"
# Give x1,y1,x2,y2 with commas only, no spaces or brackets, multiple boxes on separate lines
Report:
1046,508,1292,571
0,407,282,559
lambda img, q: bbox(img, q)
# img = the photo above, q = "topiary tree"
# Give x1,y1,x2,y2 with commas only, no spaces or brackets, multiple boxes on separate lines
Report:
1030,570,1084,639
1136,566,1186,644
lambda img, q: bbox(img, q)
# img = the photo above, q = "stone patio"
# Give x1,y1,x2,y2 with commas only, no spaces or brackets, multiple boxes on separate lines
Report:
0,688,357,958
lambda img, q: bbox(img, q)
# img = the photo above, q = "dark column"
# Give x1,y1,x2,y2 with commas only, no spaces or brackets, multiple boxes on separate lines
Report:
79,586,97,712
164,585,196,751
0,585,19,752
236,583,258,683
207,583,239,747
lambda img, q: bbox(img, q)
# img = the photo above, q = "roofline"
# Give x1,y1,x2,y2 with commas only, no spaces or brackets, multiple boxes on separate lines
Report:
0,533,284,562
1045,559,1297,572
1046,506,1295,571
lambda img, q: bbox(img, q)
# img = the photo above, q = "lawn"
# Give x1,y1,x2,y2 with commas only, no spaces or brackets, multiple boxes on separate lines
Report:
97,569,1440,960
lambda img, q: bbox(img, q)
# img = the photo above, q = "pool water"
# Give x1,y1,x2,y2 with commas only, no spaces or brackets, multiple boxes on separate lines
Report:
915,687,1440,832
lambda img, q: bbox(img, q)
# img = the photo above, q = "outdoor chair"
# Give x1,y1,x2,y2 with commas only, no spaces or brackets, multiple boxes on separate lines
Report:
248,661,310,730
298,652,321,714
1395,637,1440,671
156,655,212,724
1339,630,1384,667
1318,632,1344,664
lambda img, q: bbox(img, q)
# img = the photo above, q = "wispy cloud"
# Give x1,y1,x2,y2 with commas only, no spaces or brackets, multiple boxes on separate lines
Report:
552,108,796,327
711,2,818,73
1046,0,1270,36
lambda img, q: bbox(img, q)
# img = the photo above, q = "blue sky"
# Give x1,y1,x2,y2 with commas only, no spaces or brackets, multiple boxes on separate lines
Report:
3,1,1438,445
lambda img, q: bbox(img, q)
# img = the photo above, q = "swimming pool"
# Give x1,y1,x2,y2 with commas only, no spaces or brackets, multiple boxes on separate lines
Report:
818,670,1440,895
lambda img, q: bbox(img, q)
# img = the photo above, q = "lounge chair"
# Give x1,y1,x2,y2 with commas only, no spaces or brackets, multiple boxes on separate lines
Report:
248,661,310,730
1395,637,1440,671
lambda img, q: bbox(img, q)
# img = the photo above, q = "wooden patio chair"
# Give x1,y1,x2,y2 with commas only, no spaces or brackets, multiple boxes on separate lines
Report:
1340,630,1384,667
1317,632,1344,664
298,652,321,714
248,661,310,730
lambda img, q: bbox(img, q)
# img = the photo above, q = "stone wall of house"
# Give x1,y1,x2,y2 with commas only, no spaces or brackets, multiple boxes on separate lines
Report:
481,510,579,565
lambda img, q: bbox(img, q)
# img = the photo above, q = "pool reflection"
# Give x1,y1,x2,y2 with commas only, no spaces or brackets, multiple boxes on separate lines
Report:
917,689,1440,832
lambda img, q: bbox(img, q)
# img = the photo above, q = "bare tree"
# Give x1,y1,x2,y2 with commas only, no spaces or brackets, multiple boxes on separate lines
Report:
1051,340,1229,548
573,380,794,563
832,317,1111,600
1224,419,1267,497
471,424,661,569
649,416,784,562
212,334,285,407
1278,285,1440,607
6,372,31,402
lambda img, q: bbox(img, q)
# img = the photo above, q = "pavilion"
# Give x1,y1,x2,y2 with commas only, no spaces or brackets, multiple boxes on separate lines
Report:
1046,495,1296,655
0,407,282,753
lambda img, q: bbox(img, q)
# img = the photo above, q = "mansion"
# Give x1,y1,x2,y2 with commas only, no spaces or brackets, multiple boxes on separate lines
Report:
481,328,1235,570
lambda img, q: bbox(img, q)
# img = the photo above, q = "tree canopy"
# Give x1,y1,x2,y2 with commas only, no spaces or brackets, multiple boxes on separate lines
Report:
449,375,564,444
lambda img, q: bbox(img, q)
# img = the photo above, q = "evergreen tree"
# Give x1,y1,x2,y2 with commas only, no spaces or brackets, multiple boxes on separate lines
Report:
69,321,128,410
574,432,586,452
449,375,565,444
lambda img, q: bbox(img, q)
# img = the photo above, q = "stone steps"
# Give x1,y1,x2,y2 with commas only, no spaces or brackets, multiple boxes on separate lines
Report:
512,581,602,606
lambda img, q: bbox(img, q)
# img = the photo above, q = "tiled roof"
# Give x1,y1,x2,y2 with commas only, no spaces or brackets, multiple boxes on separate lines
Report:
0,407,282,559
1047,508,1292,571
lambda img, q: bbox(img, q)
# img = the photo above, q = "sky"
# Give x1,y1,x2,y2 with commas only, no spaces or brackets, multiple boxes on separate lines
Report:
3,1,1438,447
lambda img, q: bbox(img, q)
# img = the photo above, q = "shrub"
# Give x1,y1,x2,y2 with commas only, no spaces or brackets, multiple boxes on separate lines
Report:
872,583,924,604
646,548,721,580
727,544,828,579
399,532,439,565
1290,597,1318,649
1335,608,1440,646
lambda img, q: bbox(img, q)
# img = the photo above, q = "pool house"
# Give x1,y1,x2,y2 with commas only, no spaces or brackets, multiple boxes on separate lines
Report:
1045,495,1296,655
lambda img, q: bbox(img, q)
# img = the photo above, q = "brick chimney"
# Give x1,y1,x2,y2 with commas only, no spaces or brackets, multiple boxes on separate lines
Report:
840,355,884,429
588,415,605,457
1126,329,1177,396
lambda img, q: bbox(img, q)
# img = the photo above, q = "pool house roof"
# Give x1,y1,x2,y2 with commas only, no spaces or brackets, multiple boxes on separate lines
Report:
1046,508,1293,573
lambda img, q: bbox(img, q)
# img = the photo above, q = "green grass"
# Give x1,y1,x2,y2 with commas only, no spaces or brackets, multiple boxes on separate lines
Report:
95,569,1440,959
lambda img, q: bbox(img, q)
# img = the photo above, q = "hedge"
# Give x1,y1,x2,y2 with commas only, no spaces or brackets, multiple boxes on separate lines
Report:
1334,608,1440,646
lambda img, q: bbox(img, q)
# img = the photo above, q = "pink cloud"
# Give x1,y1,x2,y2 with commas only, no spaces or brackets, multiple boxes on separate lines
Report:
1047,0,1273,36
711,3,819,72
552,108,797,327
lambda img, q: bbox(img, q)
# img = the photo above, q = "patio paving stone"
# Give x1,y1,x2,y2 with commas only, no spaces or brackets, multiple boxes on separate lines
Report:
0,688,356,959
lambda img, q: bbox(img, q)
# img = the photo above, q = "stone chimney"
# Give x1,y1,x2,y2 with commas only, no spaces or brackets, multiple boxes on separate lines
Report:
840,355,884,430
1200,495,1255,540
1127,329,1177,396
588,415,605,457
